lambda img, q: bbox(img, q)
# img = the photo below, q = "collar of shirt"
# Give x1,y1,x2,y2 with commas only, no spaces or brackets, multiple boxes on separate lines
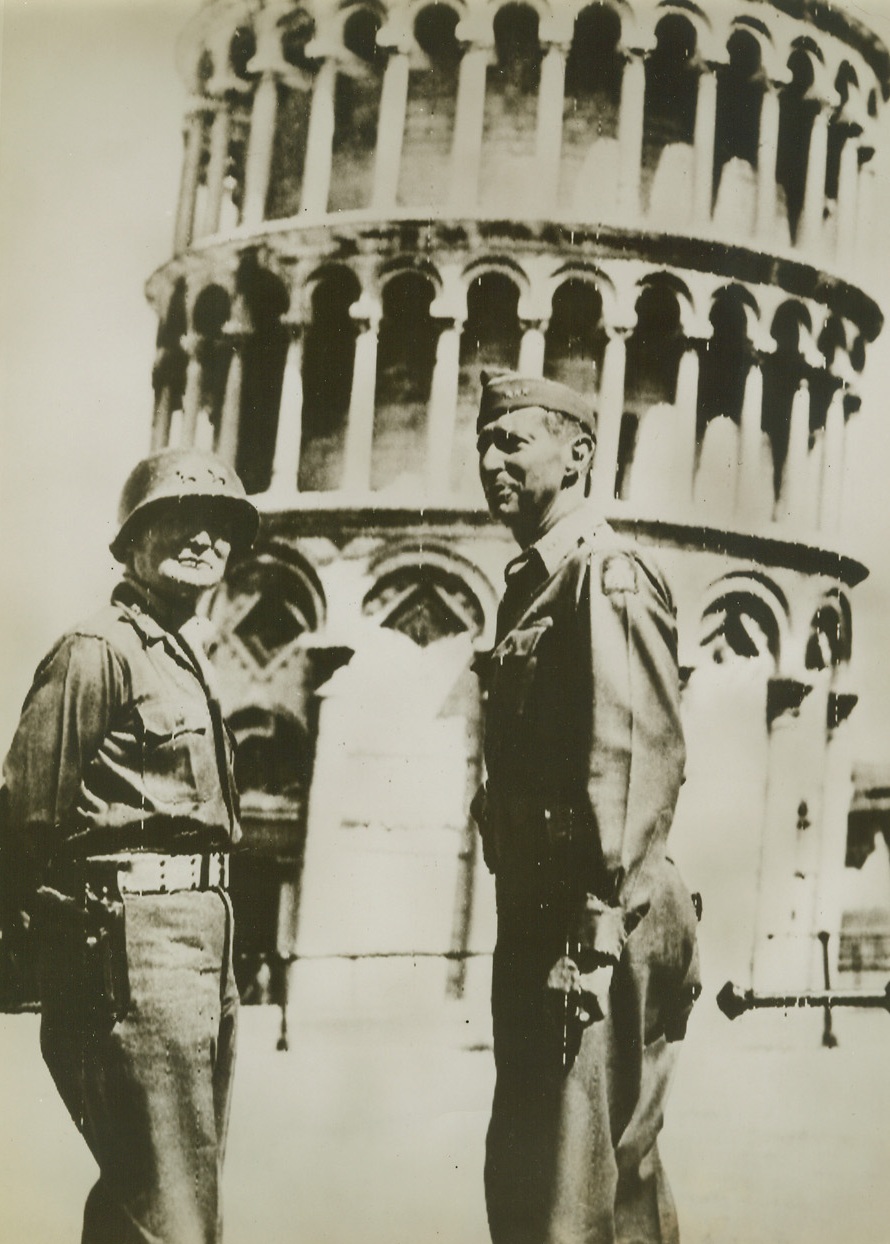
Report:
113,579,211,679
525,500,603,578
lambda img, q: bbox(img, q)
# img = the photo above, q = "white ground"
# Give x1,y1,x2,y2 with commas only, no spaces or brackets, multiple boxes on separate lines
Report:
2,992,888,1244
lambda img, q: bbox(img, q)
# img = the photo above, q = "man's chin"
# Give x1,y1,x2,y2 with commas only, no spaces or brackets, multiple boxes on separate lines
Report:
162,565,224,593
486,494,519,523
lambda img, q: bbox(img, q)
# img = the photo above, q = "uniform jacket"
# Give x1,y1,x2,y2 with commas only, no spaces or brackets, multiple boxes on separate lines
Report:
474,503,688,969
3,579,239,877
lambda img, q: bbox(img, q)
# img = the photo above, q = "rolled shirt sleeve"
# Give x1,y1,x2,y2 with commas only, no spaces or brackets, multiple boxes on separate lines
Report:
578,549,686,968
3,635,124,874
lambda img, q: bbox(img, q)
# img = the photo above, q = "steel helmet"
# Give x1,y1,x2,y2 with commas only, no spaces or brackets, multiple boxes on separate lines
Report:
110,448,259,562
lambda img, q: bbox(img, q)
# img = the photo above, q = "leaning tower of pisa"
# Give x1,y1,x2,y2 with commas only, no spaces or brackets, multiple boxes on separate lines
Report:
146,0,889,1022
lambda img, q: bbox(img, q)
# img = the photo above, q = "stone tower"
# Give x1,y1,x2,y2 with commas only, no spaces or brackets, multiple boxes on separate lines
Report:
146,0,890,1023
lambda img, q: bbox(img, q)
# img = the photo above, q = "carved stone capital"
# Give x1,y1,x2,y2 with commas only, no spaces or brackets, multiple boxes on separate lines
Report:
827,691,858,731
767,677,812,727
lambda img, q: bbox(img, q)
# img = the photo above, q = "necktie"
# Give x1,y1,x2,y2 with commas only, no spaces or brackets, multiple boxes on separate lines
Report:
497,548,547,641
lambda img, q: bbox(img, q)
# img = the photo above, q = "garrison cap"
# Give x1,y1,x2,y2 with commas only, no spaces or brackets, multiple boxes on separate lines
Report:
478,369,596,435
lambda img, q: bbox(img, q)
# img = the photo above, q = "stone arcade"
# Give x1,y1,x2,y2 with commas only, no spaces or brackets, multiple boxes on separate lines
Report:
144,0,890,1027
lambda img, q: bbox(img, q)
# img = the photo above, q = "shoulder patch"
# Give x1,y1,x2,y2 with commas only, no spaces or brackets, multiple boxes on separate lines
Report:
602,554,638,596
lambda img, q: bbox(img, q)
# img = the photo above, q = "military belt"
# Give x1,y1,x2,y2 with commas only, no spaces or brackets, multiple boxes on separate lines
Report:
84,851,229,894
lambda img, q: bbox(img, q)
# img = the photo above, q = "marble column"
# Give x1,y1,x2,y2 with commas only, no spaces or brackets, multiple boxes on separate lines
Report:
693,64,718,226
590,325,631,504
269,321,305,494
835,132,860,262
518,319,547,377
151,378,174,451
756,84,781,240
753,680,825,991
242,72,280,226
737,356,765,517
201,101,230,237
675,342,701,504
812,689,857,986
448,41,491,213
855,151,876,268
534,42,568,213
799,101,830,251
180,335,204,448
174,103,207,253
242,4,291,226
777,379,810,523
426,317,463,492
216,329,245,465
617,50,647,216
301,57,338,216
372,46,411,210
818,385,846,533
342,298,381,492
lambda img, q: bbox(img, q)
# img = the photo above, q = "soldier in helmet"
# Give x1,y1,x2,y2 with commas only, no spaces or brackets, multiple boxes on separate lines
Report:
473,371,701,1244
2,449,258,1244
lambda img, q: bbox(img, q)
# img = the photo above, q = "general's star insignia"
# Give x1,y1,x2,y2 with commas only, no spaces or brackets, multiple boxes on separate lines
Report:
602,555,638,595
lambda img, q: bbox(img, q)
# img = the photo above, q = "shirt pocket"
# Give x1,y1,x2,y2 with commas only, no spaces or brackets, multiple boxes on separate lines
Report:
488,619,553,719
135,698,214,807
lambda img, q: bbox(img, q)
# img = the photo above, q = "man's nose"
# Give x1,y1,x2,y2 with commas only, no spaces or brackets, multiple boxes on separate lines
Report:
189,528,213,550
479,442,504,473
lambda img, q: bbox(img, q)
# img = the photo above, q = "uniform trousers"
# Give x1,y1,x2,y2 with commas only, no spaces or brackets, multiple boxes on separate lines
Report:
37,887,238,1244
486,862,698,1244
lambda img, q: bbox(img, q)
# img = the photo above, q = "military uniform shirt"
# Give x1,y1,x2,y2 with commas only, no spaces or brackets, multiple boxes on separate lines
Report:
3,579,239,871
476,501,687,966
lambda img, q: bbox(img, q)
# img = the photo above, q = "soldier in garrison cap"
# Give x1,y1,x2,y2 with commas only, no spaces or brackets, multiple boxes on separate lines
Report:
473,370,701,1244
2,449,258,1244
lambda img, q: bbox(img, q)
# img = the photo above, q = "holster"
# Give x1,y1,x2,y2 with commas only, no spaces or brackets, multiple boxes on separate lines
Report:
86,890,130,1025
35,877,131,1026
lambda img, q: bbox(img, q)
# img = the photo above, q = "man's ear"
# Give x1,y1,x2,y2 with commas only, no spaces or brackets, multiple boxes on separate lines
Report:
570,432,594,478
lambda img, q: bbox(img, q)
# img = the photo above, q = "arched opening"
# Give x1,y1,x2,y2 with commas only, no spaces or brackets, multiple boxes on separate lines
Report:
619,281,684,498
190,284,232,450
235,258,290,494
824,63,860,245
398,4,462,207
776,46,818,242
266,8,316,220
808,315,846,440
371,272,438,493
805,593,851,671
761,301,809,497
222,553,321,671
543,278,606,398
231,708,314,801
697,288,750,441
191,29,254,237
226,693,318,1003
642,15,698,214
560,4,623,213
196,47,214,88
713,30,764,228
479,4,542,213
453,272,522,497
152,280,188,446
299,267,361,490
328,6,385,211
229,25,257,80
701,590,781,669
191,109,215,240
363,563,485,646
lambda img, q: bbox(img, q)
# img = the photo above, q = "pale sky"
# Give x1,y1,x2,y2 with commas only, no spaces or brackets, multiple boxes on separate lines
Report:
1,0,890,769
0,0,192,746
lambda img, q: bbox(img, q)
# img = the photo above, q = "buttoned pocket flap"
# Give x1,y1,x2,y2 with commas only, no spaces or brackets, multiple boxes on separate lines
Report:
489,619,553,716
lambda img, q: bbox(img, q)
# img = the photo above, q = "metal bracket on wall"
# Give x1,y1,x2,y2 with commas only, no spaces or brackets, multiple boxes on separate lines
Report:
716,979,890,1021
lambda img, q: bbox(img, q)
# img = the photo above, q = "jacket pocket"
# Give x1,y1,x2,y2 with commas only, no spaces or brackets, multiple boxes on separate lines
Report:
488,618,552,719
135,698,212,805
